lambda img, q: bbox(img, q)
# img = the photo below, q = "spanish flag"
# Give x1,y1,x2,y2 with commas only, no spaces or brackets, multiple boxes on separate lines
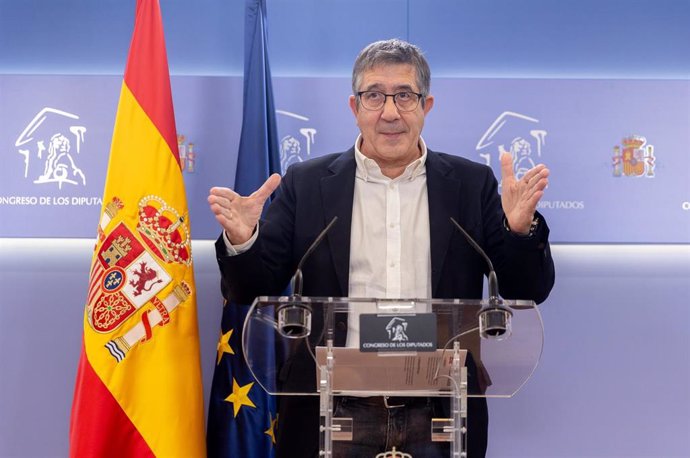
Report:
69,1,205,456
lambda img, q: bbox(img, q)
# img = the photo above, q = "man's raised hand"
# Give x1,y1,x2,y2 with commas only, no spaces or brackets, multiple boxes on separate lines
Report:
208,173,281,245
500,153,549,235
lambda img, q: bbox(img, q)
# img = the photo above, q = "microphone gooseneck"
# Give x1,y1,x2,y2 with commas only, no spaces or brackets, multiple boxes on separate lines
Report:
450,217,499,304
293,216,338,296
278,216,338,339
449,217,511,339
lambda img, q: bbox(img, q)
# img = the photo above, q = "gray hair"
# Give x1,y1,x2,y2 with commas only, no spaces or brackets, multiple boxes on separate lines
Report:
351,39,431,97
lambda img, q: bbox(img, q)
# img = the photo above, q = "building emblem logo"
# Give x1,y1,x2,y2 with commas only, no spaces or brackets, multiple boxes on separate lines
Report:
14,107,87,189
475,111,547,181
385,317,409,342
612,135,655,177
277,110,317,174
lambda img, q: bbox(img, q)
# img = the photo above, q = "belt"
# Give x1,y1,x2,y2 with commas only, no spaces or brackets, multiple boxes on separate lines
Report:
339,396,430,409
383,396,407,408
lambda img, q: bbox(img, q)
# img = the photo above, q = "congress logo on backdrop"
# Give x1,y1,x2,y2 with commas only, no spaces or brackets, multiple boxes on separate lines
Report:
15,107,87,189
612,135,656,178
476,110,584,211
277,109,317,174
2,106,102,215
475,111,547,180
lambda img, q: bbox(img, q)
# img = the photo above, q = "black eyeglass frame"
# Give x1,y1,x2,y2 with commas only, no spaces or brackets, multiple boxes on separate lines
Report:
355,91,425,112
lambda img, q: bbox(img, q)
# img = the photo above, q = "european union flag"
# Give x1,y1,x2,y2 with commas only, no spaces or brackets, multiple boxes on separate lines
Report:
207,0,280,456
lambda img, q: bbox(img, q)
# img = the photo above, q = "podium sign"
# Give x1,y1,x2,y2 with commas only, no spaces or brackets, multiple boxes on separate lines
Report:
359,313,437,352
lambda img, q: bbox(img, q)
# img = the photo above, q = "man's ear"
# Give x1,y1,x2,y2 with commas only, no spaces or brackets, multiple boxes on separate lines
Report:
423,94,434,114
348,94,358,116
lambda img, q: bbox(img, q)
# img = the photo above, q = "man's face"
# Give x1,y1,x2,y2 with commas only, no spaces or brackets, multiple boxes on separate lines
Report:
349,64,434,169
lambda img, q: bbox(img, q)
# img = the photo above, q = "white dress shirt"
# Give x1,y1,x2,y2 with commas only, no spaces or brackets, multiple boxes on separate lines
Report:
346,135,431,346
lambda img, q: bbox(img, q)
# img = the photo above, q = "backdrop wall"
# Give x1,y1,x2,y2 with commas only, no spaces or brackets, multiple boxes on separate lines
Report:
0,1,688,456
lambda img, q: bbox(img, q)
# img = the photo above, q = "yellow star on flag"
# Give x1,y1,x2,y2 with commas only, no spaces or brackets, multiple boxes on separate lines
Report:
224,378,256,417
265,413,278,445
216,329,235,365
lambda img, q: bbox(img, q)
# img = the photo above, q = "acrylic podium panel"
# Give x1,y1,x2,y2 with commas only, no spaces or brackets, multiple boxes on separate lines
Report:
242,297,543,457
242,297,543,399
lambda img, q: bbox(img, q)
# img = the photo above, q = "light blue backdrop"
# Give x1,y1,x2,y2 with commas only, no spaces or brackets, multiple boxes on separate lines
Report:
1,75,688,242
0,0,688,456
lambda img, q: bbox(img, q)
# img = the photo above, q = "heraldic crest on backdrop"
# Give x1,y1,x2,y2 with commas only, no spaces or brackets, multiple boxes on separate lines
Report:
86,194,193,362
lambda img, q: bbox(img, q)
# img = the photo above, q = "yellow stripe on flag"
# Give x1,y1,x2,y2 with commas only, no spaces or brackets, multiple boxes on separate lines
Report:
84,83,205,457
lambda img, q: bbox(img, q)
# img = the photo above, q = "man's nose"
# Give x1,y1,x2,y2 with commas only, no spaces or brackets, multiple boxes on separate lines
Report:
380,95,401,120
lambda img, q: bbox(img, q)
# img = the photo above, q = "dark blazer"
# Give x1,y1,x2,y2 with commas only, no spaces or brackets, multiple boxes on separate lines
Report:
216,148,555,457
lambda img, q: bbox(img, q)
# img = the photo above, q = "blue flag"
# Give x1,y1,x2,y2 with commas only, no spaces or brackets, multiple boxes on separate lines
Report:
207,0,280,456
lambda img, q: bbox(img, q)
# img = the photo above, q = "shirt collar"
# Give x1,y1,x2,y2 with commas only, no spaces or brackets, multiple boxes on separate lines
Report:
353,134,427,182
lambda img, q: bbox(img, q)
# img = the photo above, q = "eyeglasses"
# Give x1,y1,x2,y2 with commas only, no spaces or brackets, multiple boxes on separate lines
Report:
356,91,424,112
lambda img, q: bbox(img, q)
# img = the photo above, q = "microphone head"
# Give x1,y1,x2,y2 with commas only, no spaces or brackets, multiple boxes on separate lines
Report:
477,300,513,340
277,297,312,339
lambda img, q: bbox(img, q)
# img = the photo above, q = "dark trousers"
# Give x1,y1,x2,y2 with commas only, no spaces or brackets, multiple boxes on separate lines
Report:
275,395,488,458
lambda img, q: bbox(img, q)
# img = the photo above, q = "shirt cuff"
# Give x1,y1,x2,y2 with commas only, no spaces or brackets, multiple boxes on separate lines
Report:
222,226,259,255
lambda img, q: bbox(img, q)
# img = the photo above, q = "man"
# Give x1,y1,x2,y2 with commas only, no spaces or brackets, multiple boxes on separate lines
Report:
209,39,554,457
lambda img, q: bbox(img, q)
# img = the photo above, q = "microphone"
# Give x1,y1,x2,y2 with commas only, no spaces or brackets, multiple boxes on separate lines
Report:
277,216,338,339
292,216,338,296
449,217,512,340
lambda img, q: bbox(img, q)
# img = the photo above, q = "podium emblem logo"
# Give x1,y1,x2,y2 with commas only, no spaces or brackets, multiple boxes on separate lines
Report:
361,313,436,352
385,317,409,342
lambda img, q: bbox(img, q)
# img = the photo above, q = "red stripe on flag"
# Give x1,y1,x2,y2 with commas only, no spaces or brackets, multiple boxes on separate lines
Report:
123,0,179,165
87,264,105,306
70,343,154,458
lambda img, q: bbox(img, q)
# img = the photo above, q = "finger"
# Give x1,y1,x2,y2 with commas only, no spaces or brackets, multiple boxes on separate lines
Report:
252,173,282,201
209,186,240,201
212,211,230,227
525,173,549,194
521,164,549,186
207,194,233,213
211,205,233,231
524,189,545,210
208,201,231,219
521,178,548,209
500,153,515,181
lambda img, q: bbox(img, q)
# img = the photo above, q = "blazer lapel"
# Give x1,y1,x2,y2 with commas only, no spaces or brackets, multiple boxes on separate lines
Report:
320,149,356,296
426,150,463,296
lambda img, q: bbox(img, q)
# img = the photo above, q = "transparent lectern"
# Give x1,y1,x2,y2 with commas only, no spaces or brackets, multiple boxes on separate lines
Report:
243,296,543,458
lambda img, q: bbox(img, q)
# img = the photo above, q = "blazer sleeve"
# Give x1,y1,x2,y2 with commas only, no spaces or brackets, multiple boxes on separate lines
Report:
479,168,555,304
